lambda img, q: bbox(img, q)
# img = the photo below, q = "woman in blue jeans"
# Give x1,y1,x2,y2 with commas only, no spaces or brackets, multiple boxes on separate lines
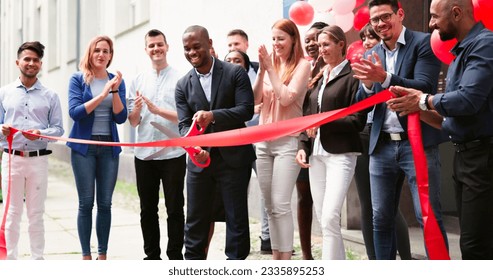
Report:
67,35,127,260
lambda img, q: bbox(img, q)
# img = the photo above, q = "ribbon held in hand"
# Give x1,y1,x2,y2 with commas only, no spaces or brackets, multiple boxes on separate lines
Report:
0,90,450,260
149,119,211,168
407,113,450,260
0,127,18,260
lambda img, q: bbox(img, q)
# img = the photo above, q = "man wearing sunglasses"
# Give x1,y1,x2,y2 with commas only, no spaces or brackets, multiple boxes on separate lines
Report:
351,0,448,260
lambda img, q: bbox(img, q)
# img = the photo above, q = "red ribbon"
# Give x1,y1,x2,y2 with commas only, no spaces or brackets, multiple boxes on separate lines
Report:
0,128,18,260
407,113,450,260
0,90,450,260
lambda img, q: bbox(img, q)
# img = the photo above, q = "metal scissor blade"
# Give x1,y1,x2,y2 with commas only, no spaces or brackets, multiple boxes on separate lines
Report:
151,120,210,168
150,121,180,139
143,122,181,160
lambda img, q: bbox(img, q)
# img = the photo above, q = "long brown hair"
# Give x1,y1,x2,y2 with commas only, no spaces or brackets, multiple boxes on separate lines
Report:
271,19,305,85
79,35,114,85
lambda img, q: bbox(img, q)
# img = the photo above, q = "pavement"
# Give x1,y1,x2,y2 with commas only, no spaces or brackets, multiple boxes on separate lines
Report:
0,158,462,260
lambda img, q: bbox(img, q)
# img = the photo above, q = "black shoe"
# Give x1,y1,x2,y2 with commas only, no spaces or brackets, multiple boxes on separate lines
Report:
260,237,272,255
143,256,162,260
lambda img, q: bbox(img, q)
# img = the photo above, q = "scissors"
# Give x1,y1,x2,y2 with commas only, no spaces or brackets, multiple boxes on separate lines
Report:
147,119,211,168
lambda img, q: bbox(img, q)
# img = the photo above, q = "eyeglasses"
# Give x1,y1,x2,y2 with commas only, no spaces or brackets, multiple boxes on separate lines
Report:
369,12,394,26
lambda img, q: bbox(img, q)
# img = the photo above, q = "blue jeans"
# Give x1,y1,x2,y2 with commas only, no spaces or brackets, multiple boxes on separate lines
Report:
370,139,448,259
71,137,119,256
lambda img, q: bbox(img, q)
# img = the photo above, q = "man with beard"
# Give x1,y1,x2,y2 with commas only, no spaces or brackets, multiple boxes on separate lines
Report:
351,0,448,259
175,25,256,260
388,0,493,260
128,29,186,260
0,41,64,259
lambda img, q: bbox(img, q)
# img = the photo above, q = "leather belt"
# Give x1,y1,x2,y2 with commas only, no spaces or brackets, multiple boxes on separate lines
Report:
3,149,52,157
380,132,408,141
452,137,493,152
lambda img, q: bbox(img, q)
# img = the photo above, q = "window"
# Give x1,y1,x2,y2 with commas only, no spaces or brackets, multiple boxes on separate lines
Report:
48,0,59,70
116,0,149,35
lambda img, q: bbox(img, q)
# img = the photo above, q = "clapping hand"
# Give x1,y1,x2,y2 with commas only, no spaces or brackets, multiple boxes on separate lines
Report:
352,52,386,87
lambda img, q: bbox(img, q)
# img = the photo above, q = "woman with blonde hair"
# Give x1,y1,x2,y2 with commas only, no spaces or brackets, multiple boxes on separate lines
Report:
296,25,366,259
253,18,311,260
67,35,127,260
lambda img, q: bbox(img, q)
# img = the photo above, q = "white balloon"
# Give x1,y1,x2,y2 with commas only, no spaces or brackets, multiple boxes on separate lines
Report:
335,12,355,32
311,11,336,26
308,0,335,12
332,0,356,15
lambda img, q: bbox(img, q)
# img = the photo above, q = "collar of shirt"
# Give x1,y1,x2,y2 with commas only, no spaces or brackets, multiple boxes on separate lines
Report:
451,22,484,57
14,77,42,92
326,59,348,82
152,65,171,76
381,26,407,53
195,57,215,102
195,57,215,78
318,59,349,109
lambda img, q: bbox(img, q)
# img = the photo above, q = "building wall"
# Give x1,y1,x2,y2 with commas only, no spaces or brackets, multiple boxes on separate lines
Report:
1,0,283,143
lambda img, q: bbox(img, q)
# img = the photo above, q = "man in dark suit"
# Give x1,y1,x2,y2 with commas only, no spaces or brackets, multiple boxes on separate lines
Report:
175,25,256,260
351,0,448,259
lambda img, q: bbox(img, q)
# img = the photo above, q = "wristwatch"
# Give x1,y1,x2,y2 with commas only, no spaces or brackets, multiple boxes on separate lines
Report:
419,93,429,111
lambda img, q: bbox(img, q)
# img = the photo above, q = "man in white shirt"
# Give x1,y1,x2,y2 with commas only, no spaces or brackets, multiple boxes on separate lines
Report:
128,29,186,260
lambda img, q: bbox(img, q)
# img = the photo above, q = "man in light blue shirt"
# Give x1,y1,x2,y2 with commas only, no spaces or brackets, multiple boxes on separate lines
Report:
0,41,64,260
127,29,186,260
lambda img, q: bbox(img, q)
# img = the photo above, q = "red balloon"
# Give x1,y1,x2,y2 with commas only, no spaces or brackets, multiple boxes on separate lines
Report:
355,0,366,8
353,6,370,31
346,40,365,63
289,1,315,26
430,29,457,65
473,0,493,31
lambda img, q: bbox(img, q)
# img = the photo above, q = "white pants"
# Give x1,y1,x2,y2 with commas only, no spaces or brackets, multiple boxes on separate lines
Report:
256,136,300,252
1,155,48,260
309,153,357,260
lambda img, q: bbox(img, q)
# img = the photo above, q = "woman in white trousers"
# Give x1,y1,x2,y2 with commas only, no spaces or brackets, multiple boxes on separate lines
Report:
253,18,311,260
296,25,367,260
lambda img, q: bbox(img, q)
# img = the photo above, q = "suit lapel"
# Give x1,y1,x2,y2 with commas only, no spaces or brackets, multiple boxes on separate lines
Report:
376,45,387,71
190,71,210,108
210,60,222,110
327,62,351,85
372,46,387,136
395,29,413,76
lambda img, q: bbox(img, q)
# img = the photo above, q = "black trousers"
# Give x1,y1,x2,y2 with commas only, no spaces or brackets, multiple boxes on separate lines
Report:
134,155,186,260
184,149,251,260
453,142,493,259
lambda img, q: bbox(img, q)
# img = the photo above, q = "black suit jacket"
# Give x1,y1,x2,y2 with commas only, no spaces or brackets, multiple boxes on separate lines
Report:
175,59,256,172
300,62,366,155
250,61,259,73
